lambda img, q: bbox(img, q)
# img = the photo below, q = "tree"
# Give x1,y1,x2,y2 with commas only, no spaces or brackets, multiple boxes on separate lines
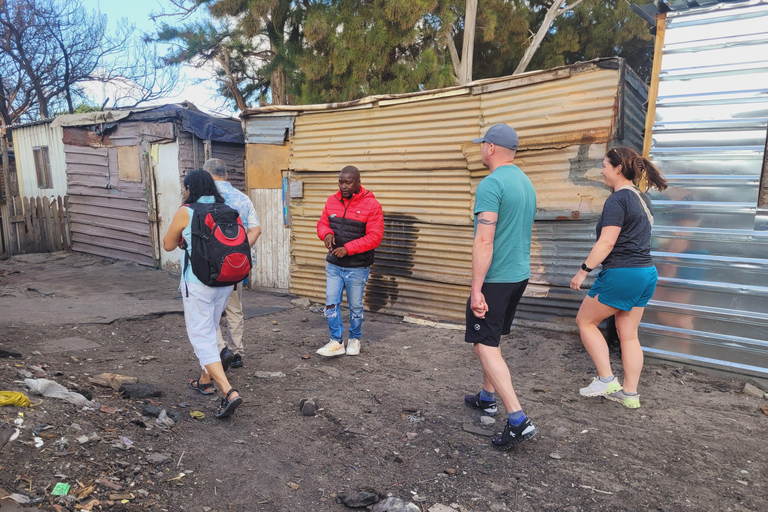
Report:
514,0,587,75
154,0,309,107
299,0,454,103
0,0,176,125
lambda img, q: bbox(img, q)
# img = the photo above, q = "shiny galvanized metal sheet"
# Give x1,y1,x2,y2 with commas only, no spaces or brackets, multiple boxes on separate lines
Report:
281,60,645,323
644,0,768,377
65,142,154,266
11,122,68,199
244,116,294,145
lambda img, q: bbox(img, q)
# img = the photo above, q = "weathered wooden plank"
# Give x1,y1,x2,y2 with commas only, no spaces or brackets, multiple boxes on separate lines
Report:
64,196,72,248
9,196,21,253
51,196,63,250
22,197,33,252
36,197,47,252
42,197,52,252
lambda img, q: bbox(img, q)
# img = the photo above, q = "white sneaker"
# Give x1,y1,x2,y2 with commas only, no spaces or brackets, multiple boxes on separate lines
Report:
579,376,622,397
346,338,360,356
316,339,345,357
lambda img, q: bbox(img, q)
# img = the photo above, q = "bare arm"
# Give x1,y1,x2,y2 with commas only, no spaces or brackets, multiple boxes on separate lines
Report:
162,207,190,252
470,212,498,318
247,226,261,247
570,225,621,290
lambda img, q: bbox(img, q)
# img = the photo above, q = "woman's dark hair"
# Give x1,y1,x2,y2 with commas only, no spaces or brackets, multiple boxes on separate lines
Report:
606,147,668,191
183,169,225,204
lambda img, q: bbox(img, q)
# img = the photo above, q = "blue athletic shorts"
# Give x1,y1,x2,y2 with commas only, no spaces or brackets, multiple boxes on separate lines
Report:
587,266,658,311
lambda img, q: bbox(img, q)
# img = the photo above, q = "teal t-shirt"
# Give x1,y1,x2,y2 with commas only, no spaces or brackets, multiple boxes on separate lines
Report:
474,165,537,283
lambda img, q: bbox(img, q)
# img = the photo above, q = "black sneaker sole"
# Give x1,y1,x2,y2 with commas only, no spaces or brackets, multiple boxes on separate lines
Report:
491,427,538,451
229,361,243,369
464,395,499,416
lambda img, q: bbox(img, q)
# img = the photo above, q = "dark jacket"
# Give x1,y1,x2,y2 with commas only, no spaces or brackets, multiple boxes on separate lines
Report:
317,186,384,268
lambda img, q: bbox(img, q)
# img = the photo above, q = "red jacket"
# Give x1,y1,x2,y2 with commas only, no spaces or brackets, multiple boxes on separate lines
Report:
317,186,384,267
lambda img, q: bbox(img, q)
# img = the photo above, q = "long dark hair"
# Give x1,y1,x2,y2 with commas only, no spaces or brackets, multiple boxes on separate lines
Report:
183,169,225,205
606,147,668,191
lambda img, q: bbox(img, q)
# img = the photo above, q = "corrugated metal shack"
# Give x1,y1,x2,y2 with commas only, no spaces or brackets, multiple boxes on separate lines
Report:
641,0,768,378
242,58,647,324
54,103,245,269
6,119,68,199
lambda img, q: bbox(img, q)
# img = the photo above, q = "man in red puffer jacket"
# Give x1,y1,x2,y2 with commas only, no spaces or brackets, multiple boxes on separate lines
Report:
316,166,384,357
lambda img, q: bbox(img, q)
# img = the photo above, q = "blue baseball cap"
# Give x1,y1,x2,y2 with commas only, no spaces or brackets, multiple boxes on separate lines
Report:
472,124,519,150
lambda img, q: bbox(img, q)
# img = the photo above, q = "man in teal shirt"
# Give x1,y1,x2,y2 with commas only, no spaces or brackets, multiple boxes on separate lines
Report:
463,123,538,450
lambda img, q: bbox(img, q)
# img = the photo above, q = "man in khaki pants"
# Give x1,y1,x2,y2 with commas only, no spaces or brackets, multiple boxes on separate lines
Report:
203,158,261,369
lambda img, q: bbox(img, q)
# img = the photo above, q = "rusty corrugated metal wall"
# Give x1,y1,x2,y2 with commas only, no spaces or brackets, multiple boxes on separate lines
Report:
281,59,647,323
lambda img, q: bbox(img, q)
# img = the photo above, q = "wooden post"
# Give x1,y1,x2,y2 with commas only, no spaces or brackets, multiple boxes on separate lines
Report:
1,135,13,200
643,13,667,160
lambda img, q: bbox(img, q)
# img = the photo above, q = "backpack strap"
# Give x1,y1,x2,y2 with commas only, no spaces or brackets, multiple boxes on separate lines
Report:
617,185,654,227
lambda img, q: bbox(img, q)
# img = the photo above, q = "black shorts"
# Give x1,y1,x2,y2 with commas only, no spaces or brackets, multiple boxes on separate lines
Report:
465,280,528,347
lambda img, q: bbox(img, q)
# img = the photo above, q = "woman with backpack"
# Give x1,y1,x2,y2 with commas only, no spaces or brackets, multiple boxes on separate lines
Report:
569,147,667,409
162,169,244,419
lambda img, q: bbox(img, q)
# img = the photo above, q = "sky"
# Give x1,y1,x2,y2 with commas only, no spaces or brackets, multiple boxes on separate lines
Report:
80,0,236,117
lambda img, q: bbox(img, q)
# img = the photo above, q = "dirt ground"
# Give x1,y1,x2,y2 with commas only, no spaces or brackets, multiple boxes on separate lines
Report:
1,252,767,512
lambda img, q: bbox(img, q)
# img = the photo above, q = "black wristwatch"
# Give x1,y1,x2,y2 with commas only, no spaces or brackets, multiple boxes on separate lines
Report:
581,263,593,273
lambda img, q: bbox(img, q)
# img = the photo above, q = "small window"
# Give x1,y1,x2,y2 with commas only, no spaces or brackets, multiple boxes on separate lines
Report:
33,146,52,189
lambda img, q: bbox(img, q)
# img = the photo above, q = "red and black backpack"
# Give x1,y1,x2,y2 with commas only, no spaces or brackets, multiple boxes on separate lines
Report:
182,202,251,294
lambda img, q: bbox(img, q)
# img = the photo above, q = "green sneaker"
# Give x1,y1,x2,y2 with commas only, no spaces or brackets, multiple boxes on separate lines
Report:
606,390,640,409
579,376,622,397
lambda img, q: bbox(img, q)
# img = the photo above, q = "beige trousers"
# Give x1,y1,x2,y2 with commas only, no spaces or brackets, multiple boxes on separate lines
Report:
216,285,244,355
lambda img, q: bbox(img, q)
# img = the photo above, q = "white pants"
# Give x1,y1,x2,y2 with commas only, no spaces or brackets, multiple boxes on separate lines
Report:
182,282,234,369
217,285,245,355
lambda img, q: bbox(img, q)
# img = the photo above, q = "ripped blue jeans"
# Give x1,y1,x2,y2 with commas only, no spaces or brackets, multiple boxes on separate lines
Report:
325,263,370,342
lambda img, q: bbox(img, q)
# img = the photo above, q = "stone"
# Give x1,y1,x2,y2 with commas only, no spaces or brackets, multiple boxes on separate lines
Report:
299,398,319,416
406,432,418,440
291,298,311,308
428,505,458,512
145,453,170,465
479,416,496,426
119,382,162,399
371,497,421,512
315,366,341,378
444,468,457,476
462,424,495,437
254,371,286,379
336,490,379,508
743,383,765,399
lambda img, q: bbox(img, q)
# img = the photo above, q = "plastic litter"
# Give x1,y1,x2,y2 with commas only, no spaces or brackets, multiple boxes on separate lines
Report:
9,493,31,504
190,410,205,420
24,379,96,407
0,391,31,407
51,482,70,496
155,409,176,429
